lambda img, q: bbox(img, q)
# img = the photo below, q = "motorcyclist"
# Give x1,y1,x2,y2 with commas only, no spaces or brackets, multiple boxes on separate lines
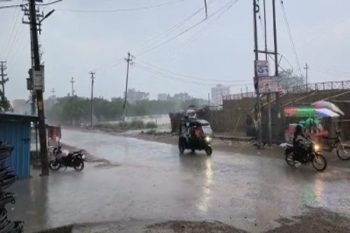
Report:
293,125,310,162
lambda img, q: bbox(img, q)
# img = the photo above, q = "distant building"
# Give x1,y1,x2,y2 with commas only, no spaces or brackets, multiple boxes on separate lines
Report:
211,84,230,106
172,93,191,102
157,93,169,101
127,89,149,104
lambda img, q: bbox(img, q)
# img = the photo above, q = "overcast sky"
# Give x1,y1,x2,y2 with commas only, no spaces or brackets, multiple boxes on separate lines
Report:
1,0,350,101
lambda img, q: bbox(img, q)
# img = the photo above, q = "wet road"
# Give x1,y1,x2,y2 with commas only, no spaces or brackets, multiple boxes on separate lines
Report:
11,129,350,232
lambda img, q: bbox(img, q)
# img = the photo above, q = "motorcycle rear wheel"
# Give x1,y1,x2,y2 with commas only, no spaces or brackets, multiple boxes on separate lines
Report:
285,152,295,167
73,159,85,171
312,154,327,172
49,160,61,171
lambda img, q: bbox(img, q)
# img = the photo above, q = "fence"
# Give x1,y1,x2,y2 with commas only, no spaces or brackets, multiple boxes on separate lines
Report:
223,80,350,101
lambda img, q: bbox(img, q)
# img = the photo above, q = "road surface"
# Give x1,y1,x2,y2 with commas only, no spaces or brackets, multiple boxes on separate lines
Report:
10,129,350,232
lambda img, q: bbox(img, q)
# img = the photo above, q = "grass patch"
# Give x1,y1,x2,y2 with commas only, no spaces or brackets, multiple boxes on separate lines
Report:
38,225,73,233
96,121,157,131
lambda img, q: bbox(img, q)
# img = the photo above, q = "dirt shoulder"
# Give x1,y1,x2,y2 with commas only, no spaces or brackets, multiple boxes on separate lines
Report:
40,207,350,233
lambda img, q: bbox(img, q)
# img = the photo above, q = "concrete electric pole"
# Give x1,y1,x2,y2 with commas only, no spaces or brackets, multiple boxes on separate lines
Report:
28,0,49,176
123,52,134,121
253,0,262,149
90,72,95,128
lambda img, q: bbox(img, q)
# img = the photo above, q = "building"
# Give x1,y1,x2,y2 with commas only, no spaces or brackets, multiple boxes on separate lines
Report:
211,84,230,106
127,89,149,104
172,93,192,102
157,93,169,101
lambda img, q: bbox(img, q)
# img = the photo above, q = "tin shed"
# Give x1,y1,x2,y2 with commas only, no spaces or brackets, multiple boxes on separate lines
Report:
0,113,38,178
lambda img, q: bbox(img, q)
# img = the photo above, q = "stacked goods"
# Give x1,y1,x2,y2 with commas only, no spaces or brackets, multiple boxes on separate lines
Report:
0,142,22,233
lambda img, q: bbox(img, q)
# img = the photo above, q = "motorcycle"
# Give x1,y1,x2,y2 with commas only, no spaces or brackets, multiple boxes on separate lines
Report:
49,142,85,172
282,140,327,172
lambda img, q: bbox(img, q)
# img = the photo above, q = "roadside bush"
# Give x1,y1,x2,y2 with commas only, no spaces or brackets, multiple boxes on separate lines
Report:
146,122,157,129
129,120,145,129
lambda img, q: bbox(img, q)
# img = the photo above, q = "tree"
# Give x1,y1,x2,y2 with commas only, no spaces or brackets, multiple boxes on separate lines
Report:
0,90,10,112
276,69,305,91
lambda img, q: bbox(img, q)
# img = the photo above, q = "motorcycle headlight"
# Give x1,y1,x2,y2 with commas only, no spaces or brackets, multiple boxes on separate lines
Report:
205,136,212,143
314,144,321,152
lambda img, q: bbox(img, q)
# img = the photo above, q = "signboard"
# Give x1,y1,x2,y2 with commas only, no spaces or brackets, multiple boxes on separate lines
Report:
256,60,269,77
259,76,279,93
31,65,45,91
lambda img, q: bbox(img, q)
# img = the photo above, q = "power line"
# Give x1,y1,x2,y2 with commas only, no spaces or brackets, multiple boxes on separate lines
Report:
137,60,246,83
57,0,184,13
37,0,62,7
137,0,239,57
2,2,21,58
135,61,250,86
280,0,302,77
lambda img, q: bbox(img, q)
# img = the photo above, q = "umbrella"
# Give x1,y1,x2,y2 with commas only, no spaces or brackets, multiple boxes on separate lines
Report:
284,107,340,118
312,100,344,116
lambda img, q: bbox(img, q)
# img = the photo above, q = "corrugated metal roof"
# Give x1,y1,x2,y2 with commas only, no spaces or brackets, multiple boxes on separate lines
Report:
0,113,38,122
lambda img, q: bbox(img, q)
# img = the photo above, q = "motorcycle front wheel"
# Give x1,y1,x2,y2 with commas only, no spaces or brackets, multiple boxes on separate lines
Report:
205,146,212,156
49,160,61,171
73,159,85,171
312,154,327,172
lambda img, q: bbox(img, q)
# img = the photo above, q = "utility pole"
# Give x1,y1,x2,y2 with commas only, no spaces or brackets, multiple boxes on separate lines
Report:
28,0,49,176
0,61,9,96
263,0,268,61
260,0,272,146
272,0,279,77
123,52,134,121
71,77,75,96
51,88,55,97
90,72,95,128
253,0,262,148
272,0,280,146
304,63,309,90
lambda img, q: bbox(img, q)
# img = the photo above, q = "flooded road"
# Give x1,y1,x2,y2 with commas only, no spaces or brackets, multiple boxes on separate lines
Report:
10,129,350,232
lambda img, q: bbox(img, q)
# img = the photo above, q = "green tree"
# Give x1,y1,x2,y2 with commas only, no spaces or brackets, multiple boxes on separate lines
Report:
276,69,305,90
0,90,10,112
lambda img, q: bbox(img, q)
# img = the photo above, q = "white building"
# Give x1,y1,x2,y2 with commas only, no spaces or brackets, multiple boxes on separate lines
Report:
211,84,230,106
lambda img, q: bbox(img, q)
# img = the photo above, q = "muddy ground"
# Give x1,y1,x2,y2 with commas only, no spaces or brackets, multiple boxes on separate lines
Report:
40,207,350,233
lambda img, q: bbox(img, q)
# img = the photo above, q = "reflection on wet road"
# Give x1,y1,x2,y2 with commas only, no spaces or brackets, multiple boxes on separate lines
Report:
10,129,350,232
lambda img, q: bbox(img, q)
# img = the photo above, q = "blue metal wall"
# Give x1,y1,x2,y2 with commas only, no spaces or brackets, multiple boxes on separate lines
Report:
0,121,31,178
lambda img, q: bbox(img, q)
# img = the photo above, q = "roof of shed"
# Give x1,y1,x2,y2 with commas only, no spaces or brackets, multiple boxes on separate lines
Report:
0,113,38,122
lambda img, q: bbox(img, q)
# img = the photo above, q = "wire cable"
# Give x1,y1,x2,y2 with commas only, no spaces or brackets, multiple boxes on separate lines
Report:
135,61,250,87
280,0,303,77
137,60,246,83
57,0,184,13
137,0,239,57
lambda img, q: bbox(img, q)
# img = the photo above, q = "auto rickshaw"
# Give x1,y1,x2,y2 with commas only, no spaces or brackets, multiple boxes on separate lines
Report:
178,118,213,155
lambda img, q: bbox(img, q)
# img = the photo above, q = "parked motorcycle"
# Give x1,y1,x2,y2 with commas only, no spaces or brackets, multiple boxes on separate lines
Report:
49,142,85,172
282,140,327,172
